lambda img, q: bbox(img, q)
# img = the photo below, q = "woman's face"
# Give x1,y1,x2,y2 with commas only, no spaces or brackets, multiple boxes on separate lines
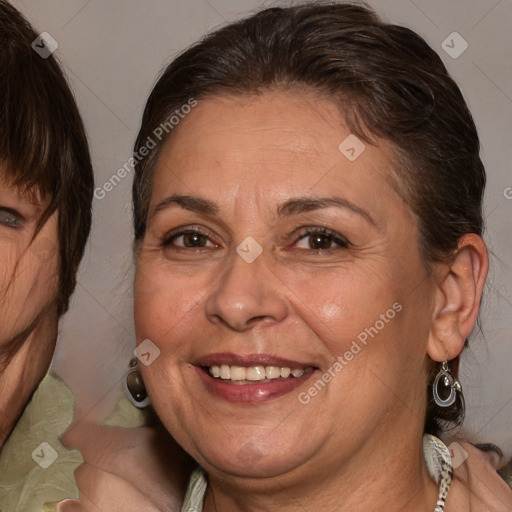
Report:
134,91,438,480
0,176,59,353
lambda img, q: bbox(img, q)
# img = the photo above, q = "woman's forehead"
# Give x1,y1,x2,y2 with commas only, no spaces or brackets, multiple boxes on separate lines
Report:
163,91,349,150
151,92,401,216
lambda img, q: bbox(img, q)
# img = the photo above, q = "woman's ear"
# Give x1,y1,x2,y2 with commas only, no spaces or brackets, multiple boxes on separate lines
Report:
427,234,489,362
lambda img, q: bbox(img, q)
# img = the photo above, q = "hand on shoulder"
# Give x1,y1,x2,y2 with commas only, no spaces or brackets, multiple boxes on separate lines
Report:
448,440,512,511
59,419,194,512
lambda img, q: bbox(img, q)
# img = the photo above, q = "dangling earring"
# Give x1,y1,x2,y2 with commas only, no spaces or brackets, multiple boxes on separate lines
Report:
433,360,461,407
125,357,150,408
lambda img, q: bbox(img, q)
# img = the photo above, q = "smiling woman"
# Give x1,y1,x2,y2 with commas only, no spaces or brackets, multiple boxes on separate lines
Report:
131,2,512,511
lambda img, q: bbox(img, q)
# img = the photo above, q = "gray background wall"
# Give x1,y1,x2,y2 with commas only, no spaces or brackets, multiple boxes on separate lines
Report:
12,0,512,453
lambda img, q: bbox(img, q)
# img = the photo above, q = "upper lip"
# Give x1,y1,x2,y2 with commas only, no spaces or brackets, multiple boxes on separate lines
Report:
194,352,316,369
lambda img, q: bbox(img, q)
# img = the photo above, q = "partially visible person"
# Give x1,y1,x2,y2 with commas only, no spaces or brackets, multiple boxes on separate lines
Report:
0,0,94,508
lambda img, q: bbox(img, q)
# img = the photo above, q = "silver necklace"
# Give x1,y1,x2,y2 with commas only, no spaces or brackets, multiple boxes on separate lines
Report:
423,434,454,512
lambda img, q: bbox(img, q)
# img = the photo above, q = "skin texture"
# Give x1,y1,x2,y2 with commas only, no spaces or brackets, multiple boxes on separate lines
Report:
134,90,490,511
0,176,59,449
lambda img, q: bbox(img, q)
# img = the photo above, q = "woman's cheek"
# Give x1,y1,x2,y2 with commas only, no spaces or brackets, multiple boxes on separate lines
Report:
286,266,381,318
134,269,200,343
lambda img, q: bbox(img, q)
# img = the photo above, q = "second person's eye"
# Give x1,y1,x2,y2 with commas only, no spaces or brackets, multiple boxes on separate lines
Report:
0,207,23,228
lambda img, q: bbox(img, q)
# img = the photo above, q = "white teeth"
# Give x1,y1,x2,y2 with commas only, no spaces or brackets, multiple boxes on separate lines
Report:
208,364,309,382
245,366,265,380
265,366,281,379
230,366,246,381
220,364,231,380
280,367,291,378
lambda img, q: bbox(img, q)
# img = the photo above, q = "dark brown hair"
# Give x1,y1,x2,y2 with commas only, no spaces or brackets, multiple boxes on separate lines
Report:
0,1,94,315
132,2,485,434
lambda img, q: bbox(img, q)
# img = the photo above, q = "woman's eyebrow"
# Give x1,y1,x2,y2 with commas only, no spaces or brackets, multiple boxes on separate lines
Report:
149,194,375,226
277,197,375,226
149,194,219,221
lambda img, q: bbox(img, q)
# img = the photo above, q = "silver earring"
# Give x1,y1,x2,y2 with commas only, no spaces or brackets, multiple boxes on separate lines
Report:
433,360,461,408
125,357,150,408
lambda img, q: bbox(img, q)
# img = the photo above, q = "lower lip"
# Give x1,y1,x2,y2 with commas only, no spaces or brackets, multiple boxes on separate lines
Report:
195,367,316,404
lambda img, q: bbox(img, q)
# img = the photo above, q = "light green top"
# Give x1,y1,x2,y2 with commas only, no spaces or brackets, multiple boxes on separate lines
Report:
0,373,83,512
0,372,148,512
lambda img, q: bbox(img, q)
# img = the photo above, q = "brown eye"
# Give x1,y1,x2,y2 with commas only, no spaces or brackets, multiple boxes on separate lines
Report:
295,228,348,251
308,234,333,250
182,232,208,247
165,229,217,248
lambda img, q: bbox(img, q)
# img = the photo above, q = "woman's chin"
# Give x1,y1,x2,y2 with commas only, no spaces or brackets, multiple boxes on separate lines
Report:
190,436,316,478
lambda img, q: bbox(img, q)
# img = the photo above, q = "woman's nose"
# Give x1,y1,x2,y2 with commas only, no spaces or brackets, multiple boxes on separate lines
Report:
204,247,288,332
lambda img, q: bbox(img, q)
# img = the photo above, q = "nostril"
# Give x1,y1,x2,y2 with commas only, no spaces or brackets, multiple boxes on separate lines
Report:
204,264,289,330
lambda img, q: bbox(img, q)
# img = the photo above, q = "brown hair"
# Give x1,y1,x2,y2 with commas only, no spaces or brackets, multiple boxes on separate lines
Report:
132,2,485,434
0,1,94,315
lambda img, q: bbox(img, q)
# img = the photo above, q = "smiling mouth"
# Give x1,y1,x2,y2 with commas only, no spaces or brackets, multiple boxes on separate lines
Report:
204,364,316,384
